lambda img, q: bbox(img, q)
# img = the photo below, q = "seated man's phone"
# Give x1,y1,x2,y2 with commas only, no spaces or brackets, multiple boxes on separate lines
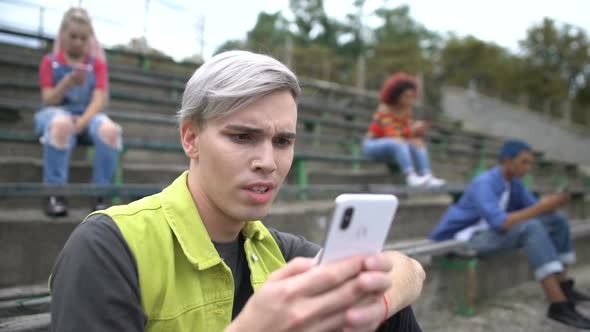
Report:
317,194,398,265
557,184,569,193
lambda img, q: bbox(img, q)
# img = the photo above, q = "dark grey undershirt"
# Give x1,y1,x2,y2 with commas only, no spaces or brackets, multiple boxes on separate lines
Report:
212,235,252,319
215,226,326,319
50,214,420,331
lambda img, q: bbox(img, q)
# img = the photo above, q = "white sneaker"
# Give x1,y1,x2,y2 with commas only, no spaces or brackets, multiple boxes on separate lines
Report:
406,173,430,187
425,175,446,188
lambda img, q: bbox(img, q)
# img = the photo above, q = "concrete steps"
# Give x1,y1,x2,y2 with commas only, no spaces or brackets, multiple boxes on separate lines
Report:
0,145,564,193
442,86,590,166
413,226,590,329
0,196,452,287
0,156,186,184
0,313,50,332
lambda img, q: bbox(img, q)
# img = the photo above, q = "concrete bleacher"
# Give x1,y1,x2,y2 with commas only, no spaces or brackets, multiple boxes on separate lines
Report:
1,26,590,330
2,221,589,331
443,85,590,166
0,37,586,209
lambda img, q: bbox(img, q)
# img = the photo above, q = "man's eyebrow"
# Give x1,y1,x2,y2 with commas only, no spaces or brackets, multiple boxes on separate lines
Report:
224,125,263,134
224,125,296,139
276,132,296,139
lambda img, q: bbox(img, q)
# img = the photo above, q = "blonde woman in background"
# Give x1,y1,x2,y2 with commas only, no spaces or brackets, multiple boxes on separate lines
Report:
35,7,121,216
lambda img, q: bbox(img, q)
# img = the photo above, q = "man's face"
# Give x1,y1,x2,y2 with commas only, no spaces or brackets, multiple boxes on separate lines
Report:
507,150,534,178
188,90,297,224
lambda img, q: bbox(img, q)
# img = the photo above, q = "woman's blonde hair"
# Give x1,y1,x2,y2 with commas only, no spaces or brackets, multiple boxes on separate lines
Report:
59,7,94,33
53,7,106,61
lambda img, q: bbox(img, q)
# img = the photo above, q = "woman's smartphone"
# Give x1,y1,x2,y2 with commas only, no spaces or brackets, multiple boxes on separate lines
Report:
71,63,92,72
317,194,399,265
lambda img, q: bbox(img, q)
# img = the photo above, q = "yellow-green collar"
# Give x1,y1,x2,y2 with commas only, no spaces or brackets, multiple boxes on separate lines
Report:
160,171,267,270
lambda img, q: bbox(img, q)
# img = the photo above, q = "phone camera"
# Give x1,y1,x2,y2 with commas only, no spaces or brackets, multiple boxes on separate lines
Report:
340,207,354,230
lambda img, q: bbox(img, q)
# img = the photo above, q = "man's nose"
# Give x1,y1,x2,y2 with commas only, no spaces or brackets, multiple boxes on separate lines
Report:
250,141,277,173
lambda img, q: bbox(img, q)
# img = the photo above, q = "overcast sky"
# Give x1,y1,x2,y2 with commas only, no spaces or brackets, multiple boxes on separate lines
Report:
0,0,588,61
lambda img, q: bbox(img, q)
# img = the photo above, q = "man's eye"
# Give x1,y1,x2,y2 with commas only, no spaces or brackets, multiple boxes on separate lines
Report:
230,134,253,143
273,137,293,147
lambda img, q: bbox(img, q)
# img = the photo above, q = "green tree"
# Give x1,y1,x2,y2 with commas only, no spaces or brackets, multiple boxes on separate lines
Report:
438,36,520,94
338,0,367,58
213,40,247,55
213,12,290,56
363,4,442,111
246,11,291,53
368,5,438,85
287,0,346,82
519,18,590,102
289,0,339,48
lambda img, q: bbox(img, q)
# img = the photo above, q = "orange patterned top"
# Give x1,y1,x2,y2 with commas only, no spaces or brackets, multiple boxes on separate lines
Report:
367,111,413,138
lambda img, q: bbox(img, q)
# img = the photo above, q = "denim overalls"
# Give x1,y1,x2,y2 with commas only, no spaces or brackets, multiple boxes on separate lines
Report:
34,54,121,185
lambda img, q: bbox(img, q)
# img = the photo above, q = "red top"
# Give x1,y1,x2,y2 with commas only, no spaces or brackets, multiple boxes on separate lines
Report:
39,51,107,90
368,111,413,138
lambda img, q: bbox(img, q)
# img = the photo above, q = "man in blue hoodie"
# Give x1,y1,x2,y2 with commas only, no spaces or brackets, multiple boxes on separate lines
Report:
430,139,590,329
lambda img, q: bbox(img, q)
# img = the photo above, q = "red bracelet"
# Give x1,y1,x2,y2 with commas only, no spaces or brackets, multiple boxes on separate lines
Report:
382,294,389,322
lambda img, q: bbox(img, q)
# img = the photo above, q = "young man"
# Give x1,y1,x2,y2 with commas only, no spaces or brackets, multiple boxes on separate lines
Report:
430,139,590,329
50,51,425,331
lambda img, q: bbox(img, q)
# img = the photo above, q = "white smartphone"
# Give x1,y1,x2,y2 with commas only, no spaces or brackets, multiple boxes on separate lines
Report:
317,194,399,265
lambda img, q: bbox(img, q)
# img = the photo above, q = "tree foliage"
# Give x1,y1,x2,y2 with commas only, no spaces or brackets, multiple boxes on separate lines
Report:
213,40,247,55
246,12,291,53
216,2,590,119
366,6,436,86
289,0,339,48
519,18,590,103
438,36,520,93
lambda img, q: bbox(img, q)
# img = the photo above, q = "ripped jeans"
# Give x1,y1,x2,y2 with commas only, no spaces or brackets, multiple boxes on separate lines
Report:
34,107,122,185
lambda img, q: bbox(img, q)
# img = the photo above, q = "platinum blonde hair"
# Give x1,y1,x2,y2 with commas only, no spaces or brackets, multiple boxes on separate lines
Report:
177,50,300,128
59,7,93,33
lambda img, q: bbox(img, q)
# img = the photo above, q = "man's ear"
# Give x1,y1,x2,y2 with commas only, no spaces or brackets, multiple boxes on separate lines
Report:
180,121,199,159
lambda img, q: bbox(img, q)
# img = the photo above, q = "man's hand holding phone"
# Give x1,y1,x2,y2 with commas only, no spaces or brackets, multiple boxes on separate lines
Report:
539,192,570,212
229,194,400,332
229,254,392,332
